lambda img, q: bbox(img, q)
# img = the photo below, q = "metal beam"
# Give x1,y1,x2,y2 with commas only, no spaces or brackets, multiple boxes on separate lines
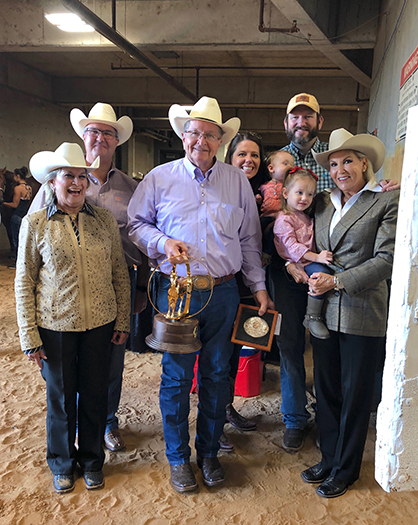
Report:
0,42,376,53
61,0,197,102
271,0,372,88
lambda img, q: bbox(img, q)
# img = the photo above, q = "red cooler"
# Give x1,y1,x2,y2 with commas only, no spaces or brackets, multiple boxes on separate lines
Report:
191,347,262,398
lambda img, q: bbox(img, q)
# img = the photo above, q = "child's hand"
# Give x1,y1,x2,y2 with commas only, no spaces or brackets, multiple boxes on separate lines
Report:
255,194,263,205
317,250,333,265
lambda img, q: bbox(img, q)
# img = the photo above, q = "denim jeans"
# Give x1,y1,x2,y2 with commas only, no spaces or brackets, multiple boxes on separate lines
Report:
268,261,310,430
105,265,136,434
157,275,240,465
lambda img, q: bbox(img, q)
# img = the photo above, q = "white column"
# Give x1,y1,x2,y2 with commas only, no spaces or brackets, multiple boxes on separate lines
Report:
375,105,418,492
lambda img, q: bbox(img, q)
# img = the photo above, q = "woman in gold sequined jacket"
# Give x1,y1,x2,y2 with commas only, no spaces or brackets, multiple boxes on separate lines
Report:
15,143,130,494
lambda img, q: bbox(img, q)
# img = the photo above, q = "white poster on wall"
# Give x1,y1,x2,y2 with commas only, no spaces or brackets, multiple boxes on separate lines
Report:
396,46,418,143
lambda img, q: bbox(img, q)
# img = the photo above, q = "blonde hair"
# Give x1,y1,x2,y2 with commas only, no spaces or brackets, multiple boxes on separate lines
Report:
352,151,377,186
280,168,317,214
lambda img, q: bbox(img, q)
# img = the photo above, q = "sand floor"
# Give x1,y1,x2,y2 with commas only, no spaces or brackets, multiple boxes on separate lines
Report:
1,245,418,525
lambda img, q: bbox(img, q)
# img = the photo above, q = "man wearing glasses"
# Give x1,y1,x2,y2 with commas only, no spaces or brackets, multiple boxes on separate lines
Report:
128,96,273,493
29,103,142,453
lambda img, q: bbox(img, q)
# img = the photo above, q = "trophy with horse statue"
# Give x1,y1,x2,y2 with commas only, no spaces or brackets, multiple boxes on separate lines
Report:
146,256,213,354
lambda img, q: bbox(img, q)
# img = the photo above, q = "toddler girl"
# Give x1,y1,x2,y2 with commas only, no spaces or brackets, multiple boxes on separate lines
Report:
273,167,332,339
258,150,294,258
258,150,294,217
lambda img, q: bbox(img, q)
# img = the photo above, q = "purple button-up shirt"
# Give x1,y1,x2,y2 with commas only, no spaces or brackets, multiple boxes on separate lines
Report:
127,157,266,293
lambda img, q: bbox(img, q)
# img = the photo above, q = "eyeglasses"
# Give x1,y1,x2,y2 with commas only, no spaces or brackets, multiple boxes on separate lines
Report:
184,130,221,143
84,127,118,139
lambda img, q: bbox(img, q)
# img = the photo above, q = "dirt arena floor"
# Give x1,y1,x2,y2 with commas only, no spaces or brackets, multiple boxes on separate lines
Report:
1,239,418,524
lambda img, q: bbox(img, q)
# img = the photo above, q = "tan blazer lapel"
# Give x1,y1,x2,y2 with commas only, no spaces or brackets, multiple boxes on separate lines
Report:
330,191,378,251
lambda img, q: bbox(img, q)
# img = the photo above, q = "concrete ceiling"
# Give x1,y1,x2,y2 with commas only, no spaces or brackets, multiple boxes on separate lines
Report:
0,0,382,147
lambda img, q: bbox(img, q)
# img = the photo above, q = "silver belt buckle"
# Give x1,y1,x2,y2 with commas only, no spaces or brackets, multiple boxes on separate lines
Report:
192,275,211,291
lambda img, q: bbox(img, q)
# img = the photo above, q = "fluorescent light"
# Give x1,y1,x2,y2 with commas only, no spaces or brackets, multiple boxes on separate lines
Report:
45,13,95,33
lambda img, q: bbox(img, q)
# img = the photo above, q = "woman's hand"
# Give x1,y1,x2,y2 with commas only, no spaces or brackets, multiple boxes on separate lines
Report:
112,331,129,345
27,348,47,370
308,272,335,296
287,263,309,284
379,179,400,192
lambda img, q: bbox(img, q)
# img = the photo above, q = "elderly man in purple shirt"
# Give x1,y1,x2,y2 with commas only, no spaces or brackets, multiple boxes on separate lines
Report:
128,96,273,493
29,103,142,453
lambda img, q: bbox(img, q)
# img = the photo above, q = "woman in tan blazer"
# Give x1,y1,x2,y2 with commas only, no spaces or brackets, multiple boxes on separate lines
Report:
298,129,399,498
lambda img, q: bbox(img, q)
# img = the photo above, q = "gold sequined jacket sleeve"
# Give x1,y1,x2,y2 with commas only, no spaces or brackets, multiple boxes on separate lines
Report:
15,207,131,352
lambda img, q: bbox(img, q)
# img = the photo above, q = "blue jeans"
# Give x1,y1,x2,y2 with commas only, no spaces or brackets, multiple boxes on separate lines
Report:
105,265,136,433
268,261,310,430
305,262,331,300
157,275,240,465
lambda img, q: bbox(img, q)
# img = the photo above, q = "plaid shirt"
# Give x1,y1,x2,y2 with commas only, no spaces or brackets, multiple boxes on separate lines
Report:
282,138,334,194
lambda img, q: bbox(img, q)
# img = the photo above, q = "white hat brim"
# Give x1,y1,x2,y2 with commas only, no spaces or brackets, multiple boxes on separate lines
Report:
70,108,133,145
313,131,386,172
169,104,240,146
29,151,100,184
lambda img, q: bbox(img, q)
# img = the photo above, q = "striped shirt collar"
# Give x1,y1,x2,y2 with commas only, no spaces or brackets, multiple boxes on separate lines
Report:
47,201,96,220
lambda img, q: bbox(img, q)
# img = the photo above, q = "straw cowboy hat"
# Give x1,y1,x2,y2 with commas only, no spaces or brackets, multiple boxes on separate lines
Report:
313,128,386,172
169,96,241,145
29,143,100,184
70,102,133,145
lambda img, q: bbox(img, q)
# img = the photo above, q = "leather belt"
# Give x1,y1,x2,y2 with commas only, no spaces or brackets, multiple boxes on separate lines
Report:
160,273,235,292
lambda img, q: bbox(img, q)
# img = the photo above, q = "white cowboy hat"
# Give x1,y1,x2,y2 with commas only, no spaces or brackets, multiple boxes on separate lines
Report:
70,102,133,145
29,143,100,184
313,128,386,172
169,96,241,145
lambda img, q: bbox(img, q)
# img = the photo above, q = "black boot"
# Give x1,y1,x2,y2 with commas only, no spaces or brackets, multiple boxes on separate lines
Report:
225,377,257,431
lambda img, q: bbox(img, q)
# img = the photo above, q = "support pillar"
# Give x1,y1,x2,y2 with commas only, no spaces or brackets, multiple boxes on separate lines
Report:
375,105,418,492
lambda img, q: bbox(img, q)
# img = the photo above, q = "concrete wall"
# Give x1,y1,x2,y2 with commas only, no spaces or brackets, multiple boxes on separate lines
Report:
0,55,78,169
0,56,152,177
0,85,76,171
368,0,415,182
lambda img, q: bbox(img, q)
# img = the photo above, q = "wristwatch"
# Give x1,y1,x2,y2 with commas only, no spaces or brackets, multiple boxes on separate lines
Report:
334,276,344,291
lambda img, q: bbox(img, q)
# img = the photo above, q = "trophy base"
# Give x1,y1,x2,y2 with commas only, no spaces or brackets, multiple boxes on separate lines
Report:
145,313,202,354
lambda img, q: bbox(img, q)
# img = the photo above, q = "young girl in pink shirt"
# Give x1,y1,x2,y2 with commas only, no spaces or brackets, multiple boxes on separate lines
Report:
274,167,332,339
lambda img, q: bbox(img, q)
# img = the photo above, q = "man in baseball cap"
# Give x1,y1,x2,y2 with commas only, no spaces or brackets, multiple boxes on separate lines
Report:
272,93,332,454
283,93,331,193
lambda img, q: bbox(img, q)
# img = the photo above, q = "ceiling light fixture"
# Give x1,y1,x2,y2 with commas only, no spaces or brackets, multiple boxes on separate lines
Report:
45,13,95,32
